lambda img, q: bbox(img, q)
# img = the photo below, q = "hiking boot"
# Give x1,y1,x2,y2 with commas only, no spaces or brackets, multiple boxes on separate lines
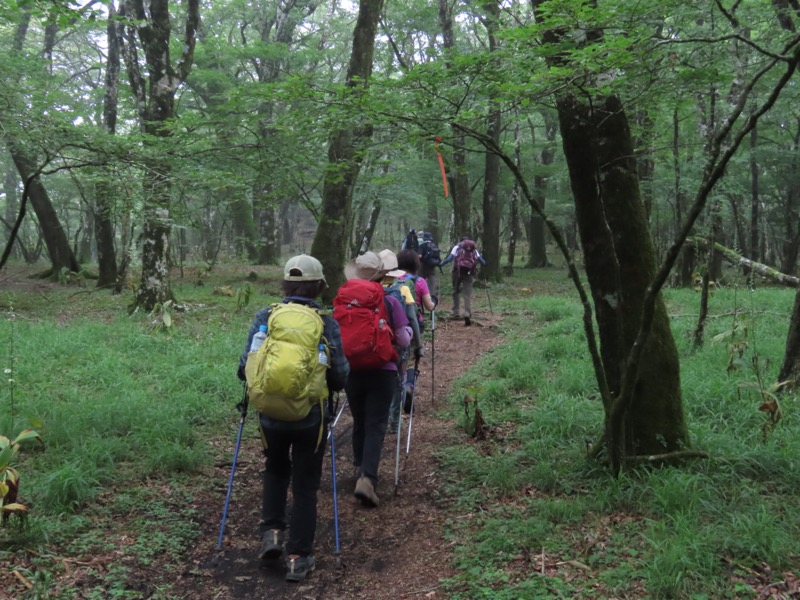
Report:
258,529,284,560
285,554,315,582
464,316,472,326
387,423,398,434
354,476,380,507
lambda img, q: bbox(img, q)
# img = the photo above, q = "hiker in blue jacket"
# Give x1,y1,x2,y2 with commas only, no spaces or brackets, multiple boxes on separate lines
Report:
236,254,349,583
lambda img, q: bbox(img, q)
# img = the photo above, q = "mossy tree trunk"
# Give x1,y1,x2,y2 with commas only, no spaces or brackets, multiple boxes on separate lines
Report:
438,0,471,242
528,110,557,268
557,93,689,460
310,0,384,303
122,0,199,312
96,1,121,289
779,287,800,391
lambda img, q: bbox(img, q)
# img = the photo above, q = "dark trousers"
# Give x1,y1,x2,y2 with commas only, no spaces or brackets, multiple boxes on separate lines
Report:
346,369,397,487
259,415,325,557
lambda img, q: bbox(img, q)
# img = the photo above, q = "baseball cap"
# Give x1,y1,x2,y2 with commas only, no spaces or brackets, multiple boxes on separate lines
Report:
283,254,326,283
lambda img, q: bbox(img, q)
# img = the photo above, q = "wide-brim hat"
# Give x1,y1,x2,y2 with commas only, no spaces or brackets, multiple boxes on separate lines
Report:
378,249,406,278
344,251,387,281
284,254,326,284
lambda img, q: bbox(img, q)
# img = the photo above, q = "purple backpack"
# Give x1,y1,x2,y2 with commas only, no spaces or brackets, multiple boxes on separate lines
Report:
454,240,478,275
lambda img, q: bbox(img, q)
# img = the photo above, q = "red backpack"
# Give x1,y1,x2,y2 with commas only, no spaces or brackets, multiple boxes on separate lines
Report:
333,279,398,371
454,239,478,275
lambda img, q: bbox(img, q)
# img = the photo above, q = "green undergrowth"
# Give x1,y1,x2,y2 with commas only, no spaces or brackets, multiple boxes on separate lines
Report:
438,270,800,599
0,262,284,599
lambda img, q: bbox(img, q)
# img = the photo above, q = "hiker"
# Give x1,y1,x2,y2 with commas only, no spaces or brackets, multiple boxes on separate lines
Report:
334,252,411,507
236,254,349,583
401,228,419,253
379,248,422,352
439,237,487,326
417,231,442,298
397,249,437,320
387,249,437,432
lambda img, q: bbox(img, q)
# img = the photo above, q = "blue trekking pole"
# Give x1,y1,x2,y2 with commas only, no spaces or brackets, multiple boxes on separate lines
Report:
215,384,248,552
328,393,343,567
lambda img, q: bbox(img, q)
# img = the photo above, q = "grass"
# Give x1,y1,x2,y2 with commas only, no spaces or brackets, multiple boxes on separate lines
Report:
3,261,800,598
1,262,282,598
437,268,800,599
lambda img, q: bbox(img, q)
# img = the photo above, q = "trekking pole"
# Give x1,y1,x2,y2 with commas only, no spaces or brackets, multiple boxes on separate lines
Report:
486,284,494,316
431,310,436,407
394,353,408,495
215,383,248,552
327,395,348,440
406,357,420,454
328,393,343,567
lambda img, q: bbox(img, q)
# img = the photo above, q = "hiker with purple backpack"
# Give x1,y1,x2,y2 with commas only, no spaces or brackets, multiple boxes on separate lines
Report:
439,237,487,326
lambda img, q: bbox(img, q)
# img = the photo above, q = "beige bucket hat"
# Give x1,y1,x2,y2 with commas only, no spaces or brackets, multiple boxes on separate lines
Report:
344,251,387,281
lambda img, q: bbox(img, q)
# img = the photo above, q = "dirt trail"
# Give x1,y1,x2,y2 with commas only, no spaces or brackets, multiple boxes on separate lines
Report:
174,311,502,599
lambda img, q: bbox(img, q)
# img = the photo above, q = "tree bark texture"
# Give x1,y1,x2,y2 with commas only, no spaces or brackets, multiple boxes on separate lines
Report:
310,0,384,302
557,93,688,458
529,111,557,268
780,117,800,275
9,151,80,276
480,0,502,282
506,120,521,273
779,287,800,391
95,0,121,289
123,0,199,311
439,0,471,240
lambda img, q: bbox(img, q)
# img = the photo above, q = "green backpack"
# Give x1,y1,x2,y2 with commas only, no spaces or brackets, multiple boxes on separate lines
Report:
244,303,329,423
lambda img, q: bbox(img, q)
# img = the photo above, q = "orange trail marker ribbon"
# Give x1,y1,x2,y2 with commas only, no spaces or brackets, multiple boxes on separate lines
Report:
435,137,449,198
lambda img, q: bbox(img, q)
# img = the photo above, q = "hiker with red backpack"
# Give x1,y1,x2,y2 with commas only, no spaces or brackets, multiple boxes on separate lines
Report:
333,252,411,507
236,255,349,582
439,237,487,326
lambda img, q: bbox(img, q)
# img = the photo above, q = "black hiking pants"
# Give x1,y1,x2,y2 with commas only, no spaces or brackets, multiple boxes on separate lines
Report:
259,410,325,557
346,369,397,487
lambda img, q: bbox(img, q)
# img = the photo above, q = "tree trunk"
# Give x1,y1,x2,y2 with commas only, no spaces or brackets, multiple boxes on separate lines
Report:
3,160,22,261
122,0,199,311
692,238,800,287
749,123,760,261
778,287,800,392
439,0,471,240
529,111,557,268
673,107,695,287
96,0,121,289
310,0,384,302
634,110,655,223
506,119,521,274
780,117,800,275
356,200,381,255
10,152,80,276
480,0,502,283
693,201,721,348
556,93,688,460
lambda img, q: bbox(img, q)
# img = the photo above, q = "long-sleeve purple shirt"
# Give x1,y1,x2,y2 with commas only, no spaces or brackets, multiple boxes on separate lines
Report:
383,295,411,371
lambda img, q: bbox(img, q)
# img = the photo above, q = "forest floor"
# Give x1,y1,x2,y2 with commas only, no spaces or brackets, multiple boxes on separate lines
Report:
168,309,503,599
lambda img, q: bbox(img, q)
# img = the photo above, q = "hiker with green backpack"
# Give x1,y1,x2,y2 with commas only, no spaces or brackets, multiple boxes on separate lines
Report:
236,254,349,583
